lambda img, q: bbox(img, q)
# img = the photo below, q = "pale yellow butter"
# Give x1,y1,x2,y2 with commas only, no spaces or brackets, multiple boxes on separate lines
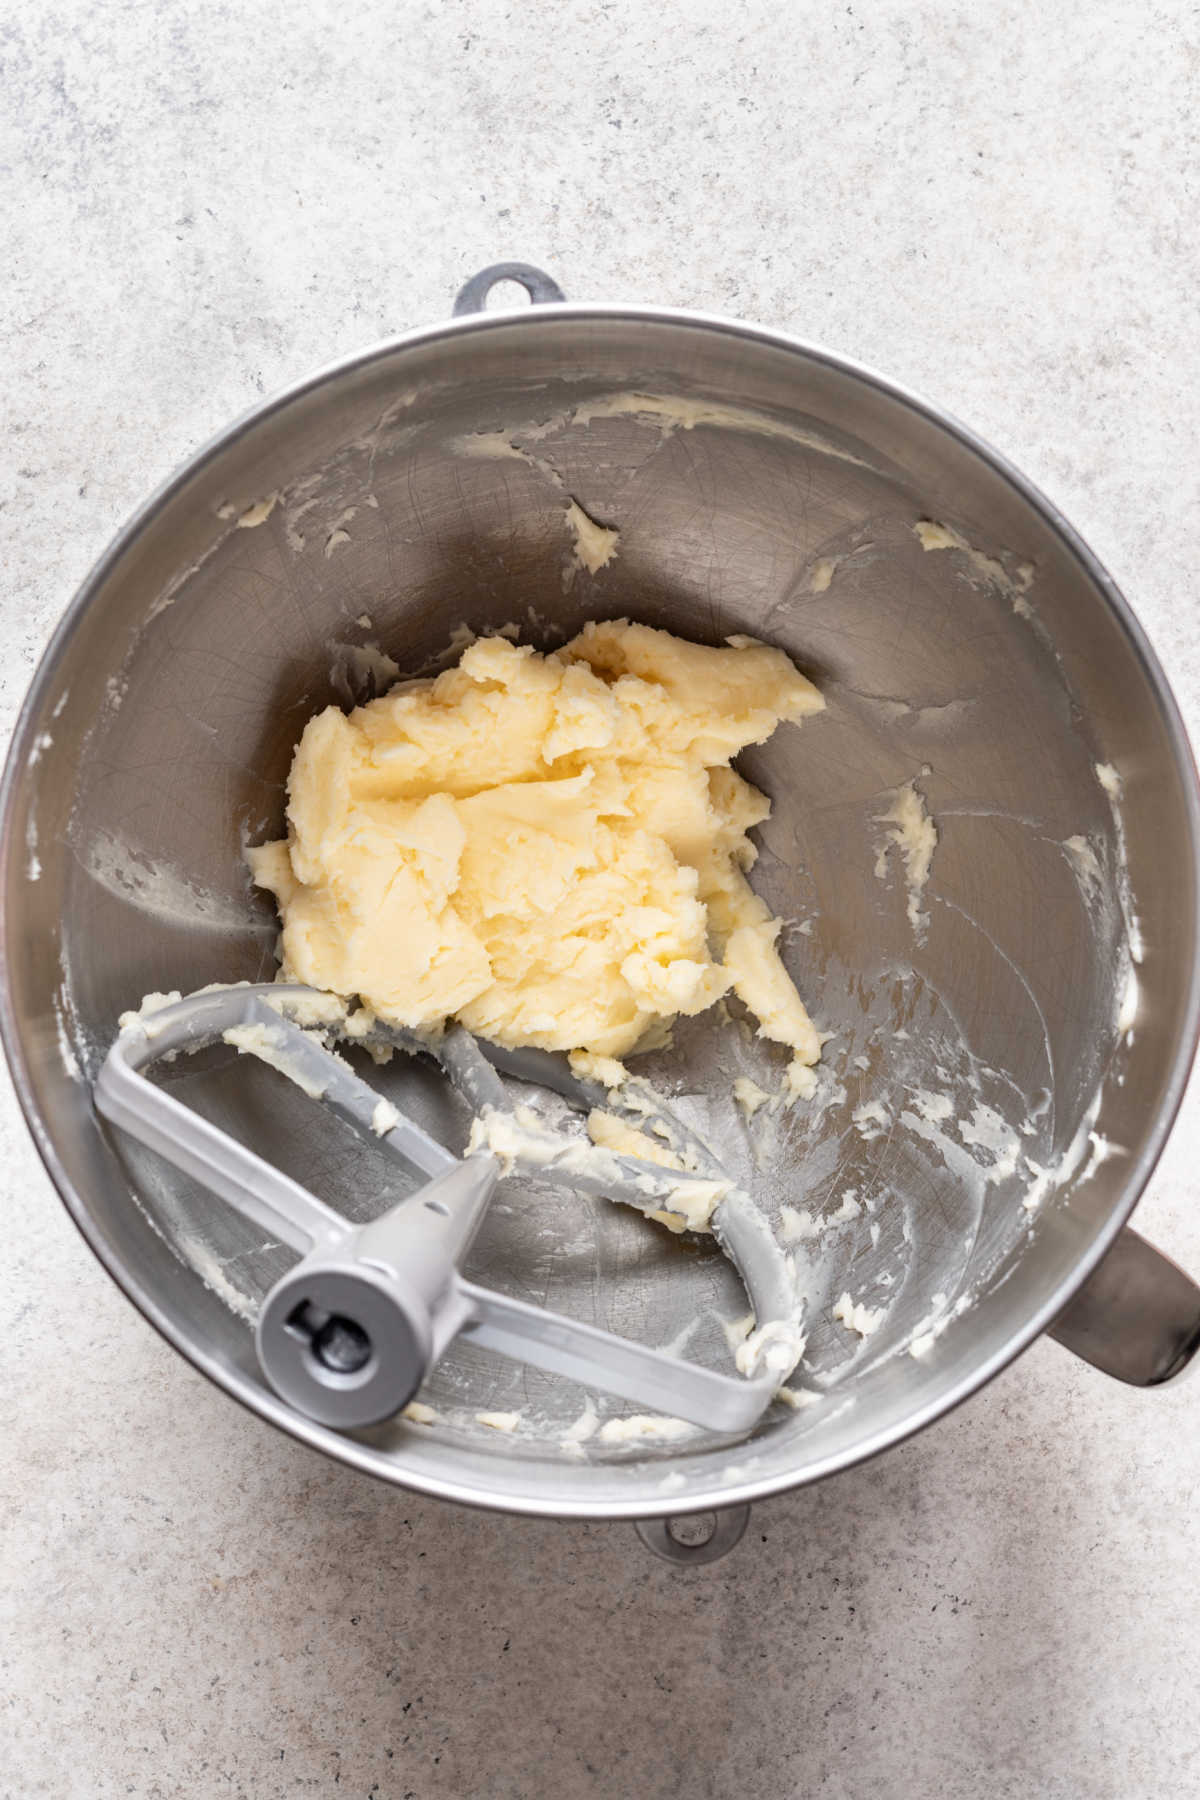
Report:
250,619,823,1069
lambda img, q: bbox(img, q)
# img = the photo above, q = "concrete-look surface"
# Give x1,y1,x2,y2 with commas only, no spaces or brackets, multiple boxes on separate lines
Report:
3,3,1200,1796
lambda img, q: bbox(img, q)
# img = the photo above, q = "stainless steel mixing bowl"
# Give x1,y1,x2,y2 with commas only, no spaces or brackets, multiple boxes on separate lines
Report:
5,263,1200,1542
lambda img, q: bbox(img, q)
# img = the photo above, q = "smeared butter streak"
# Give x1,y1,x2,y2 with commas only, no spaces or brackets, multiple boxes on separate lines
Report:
235,493,279,529
371,1097,401,1136
735,1317,807,1380
584,1107,703,1234
832,1292,884,1338
467,1102,728,1233
560,1402,600,1458
221,1022,329,1100
564,500,619,573
402,1401,438,1425
852,1099,891,1140
548,392,875,470
733,1075,771,1119
779,1206,820,1243
597,1414,694,1444
775,1384,821,1410
476,1410,522,1432
118,989,183,1031
721,1312,756,1353
569,1049,628,1089
875,774,938,937
452,429,619,576
913,517,1034,616
262,988,347,1028
1061,833,1103,896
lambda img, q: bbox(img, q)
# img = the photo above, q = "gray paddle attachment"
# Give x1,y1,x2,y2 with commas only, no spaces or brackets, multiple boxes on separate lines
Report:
95,985,803,1434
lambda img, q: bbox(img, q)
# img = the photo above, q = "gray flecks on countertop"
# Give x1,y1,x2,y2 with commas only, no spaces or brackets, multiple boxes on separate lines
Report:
3,2,1200,1796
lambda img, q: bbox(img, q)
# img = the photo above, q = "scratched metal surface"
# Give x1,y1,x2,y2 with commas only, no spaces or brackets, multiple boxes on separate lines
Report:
6,307,1196,1511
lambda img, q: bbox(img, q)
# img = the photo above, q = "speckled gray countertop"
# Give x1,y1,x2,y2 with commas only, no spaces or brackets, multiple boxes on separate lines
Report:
4,4,1200,1796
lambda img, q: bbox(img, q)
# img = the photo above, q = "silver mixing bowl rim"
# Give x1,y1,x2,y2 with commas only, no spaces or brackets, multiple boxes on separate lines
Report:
4,298,1199,1521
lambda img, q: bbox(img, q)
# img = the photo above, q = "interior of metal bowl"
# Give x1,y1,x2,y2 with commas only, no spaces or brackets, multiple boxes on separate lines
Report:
4,306,1198,1517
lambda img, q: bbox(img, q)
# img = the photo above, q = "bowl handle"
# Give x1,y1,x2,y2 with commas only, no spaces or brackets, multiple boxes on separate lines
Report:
1049,1226,1200,1384
453,262,567,315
